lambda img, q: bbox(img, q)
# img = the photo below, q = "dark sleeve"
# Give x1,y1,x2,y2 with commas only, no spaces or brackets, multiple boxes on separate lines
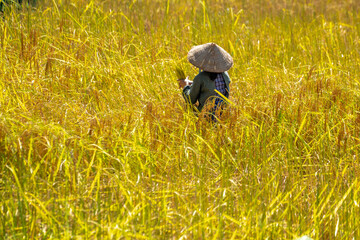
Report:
182,75,202,104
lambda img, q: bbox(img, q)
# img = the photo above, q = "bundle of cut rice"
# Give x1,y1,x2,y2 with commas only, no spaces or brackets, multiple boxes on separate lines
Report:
175,67,186,80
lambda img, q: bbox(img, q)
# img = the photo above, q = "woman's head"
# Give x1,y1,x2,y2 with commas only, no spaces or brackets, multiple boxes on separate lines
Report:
187,43,233,73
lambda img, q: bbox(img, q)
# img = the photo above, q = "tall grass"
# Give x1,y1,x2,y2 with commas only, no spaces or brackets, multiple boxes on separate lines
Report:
1,0,360,239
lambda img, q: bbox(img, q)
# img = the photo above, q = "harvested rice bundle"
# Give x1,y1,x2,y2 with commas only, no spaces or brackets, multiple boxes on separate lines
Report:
175,67,186,80
176,66,192,88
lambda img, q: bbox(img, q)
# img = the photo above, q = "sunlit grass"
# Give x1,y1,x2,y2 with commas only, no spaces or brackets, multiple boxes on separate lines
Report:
1,0,360,239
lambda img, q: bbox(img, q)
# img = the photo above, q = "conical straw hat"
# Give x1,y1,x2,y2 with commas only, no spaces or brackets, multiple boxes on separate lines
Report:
187,43,233,73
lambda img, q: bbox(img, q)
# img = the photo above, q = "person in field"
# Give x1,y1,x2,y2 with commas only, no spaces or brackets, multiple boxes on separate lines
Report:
178,43,233,121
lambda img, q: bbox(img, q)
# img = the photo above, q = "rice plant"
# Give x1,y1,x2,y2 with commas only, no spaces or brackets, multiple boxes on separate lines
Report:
1,0,360,239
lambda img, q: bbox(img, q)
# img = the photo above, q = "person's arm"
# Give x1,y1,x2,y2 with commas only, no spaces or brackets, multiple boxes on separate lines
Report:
222,72,231,97
183,74,202,104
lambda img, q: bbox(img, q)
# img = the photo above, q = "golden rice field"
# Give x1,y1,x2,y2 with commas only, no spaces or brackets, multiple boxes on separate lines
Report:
1,0,360,239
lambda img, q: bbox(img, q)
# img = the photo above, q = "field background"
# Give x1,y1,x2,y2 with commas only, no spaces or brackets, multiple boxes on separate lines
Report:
1,0,360,239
